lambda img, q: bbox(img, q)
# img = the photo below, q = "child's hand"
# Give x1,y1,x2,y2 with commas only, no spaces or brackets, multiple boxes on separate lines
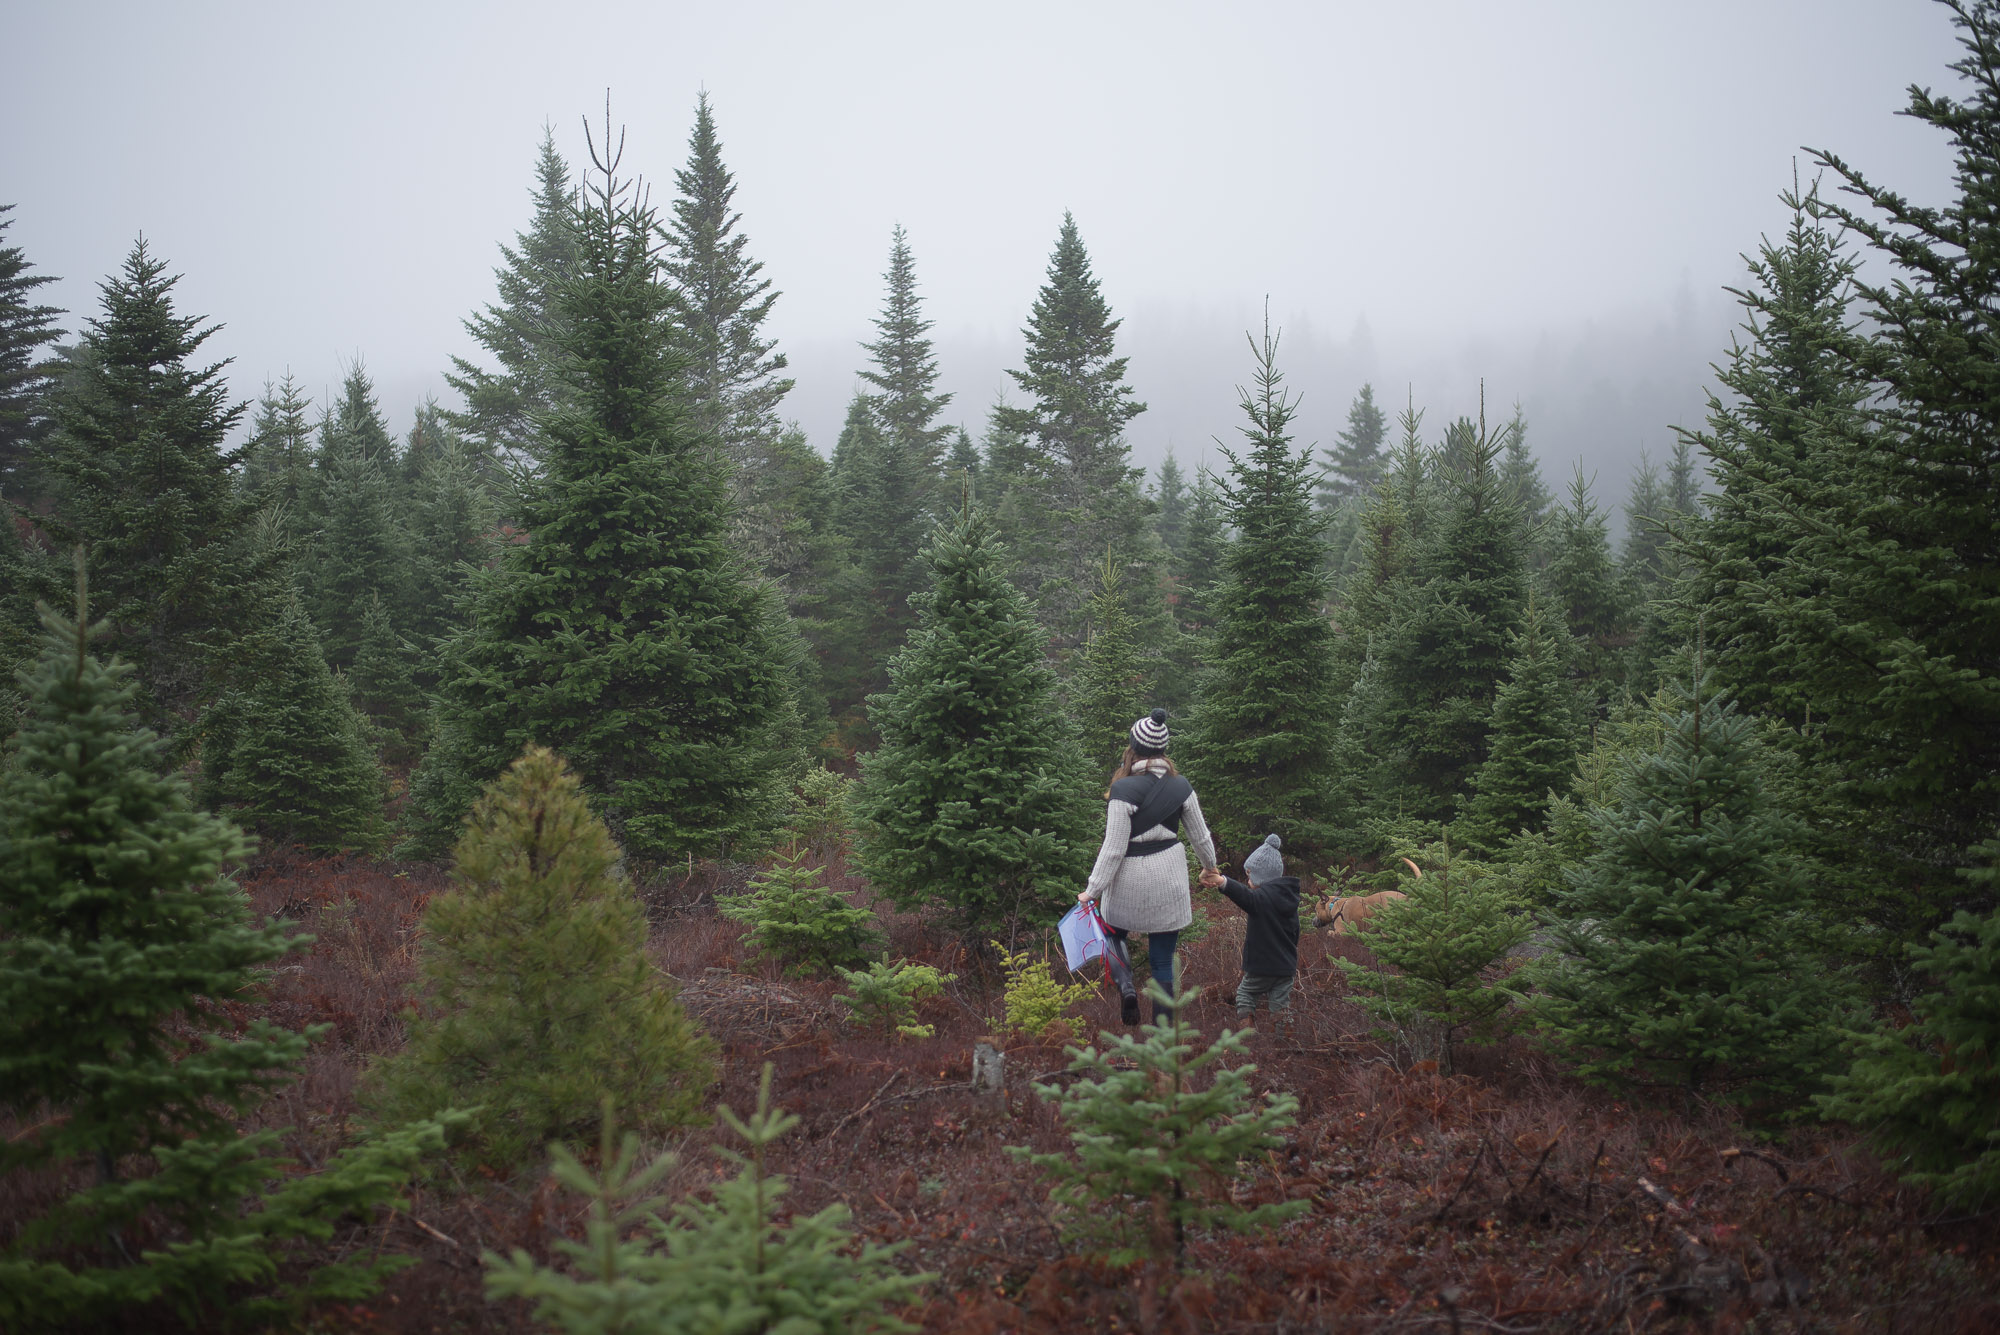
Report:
1199,868,1225,889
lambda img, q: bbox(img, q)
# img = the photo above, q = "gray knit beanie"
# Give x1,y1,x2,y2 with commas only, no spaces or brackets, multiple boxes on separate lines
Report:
1129,707,1170,753
1243,833,1284,883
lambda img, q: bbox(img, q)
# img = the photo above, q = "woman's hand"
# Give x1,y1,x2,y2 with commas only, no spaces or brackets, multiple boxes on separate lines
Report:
1077,889,1093,906
1198,868,1226,889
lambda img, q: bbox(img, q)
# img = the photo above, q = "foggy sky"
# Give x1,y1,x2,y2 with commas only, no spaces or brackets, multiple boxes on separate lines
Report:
3,2,1966,509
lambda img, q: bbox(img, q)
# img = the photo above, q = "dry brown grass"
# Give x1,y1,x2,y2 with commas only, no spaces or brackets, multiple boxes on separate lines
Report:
20,848,1993,1333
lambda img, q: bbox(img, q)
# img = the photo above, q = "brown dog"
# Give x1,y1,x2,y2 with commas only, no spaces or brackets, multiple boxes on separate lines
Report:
1314,889,1409,935
1312,858,1418,936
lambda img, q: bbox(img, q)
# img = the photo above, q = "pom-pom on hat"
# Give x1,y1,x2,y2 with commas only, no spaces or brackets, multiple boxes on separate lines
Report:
1129,708,1170,753
1244,833,1284,883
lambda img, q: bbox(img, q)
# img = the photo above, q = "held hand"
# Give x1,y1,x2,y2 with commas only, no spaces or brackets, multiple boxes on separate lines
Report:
1198,868,1226,889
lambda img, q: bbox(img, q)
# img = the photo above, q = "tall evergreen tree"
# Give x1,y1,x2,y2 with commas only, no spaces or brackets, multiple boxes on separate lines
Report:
303,362,412,674
202,599,386,851
1498,404,1552,530
1067,555,1151,768
1682,11,2000,926
1539,467,1634,703
448,128,579,465
1536,671,1847,1105
0,204,64,499
1152,451,1189,562
1619,450,1672,585
32,240,266,742
1173,465,1228,637
238,373,316,551
858,224,952,477
0,584,444,1327
947,425,981,502
1182,322,1340,851
0,585,298,1178
1318,382,1388,509
662,91,793,468
1346,398,1527,823
853,511,1098,941
406,135,800,861
404,402,498,655
991,214,1156,642
1458,598,1579,853
825,391,932,737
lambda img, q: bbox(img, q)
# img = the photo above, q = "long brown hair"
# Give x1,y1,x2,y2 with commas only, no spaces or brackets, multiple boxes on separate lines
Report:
1105,744,1177,795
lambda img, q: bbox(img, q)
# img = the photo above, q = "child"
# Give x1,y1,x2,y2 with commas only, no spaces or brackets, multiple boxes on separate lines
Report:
1199,833,1300,1038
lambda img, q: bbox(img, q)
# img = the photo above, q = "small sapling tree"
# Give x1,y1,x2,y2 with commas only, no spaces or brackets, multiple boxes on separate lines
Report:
1011,982,1304,1323
834,960,954,1039
484,1066,925,1333
718,849,883,976
994,939,1096,1039
1336,838,1531,1071
366,746,713,1169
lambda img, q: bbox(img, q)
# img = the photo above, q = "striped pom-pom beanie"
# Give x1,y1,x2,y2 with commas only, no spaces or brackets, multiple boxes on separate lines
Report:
1129,708,1170,754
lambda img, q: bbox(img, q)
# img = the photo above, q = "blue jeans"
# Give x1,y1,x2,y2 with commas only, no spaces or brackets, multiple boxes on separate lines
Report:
1107,926,1179,1016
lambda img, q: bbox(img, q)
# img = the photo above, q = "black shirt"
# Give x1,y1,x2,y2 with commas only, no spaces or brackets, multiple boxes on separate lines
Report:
1216,874,1300,977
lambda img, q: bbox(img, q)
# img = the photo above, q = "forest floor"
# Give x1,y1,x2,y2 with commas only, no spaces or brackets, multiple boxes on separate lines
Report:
205,850,2000,1333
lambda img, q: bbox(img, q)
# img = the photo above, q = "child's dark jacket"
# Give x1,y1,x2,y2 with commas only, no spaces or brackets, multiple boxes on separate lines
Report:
1217,875,1300,977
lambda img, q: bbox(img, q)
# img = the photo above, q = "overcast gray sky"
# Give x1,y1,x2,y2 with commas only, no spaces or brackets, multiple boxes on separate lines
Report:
3,1,1966,506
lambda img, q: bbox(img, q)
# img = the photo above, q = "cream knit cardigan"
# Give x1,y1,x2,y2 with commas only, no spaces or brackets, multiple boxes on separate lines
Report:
1082,759,1217,934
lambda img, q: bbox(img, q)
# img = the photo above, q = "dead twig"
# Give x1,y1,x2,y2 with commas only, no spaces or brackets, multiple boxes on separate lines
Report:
1718,1146,1789,1183
1431,1134,1488,1224
824,1069,904,1141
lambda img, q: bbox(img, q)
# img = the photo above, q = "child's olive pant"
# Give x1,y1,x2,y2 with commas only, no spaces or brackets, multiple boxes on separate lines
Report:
1235,973,1294,1013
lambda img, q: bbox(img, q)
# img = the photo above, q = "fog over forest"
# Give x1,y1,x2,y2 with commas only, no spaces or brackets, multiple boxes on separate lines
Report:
1,2,1962,518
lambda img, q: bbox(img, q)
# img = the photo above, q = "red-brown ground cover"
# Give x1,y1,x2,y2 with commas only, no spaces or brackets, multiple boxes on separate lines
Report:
121,850,2000,1332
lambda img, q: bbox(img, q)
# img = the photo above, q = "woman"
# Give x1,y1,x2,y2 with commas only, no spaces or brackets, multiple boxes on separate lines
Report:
1077,709,1218,1024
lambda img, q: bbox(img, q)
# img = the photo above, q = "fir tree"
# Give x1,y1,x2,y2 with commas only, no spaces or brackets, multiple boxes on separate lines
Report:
1182,320,1340,851
1152,450,1189,561
404,400,498,655
1458,598,1579,853
304,362,412,673
1538,466,1632,701
369,747,713,1169
484,1067,922,1334
1499,404,1551,529
1318,382,1388,508
1173,465,1227,636
238,372,316,551
859,224,952,478
1619,450,1672,586
0,203,64,498
1337,839,1531,1070
853,510,1098,940
991,213,1156,644
346,592,426,756
31,239,267,743
448,127,579,464
662,91,793,469
947,425,981,502
1535,671,1848,1106
1011,981,1303,1312
719,848,883,977
406,134,801,861
1350,396,1527,823
1818,838,2000,1207
1067,554,1152,767
824,391,931,736
0,583,298,1175
202,599,386,852
0,585,437,1326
